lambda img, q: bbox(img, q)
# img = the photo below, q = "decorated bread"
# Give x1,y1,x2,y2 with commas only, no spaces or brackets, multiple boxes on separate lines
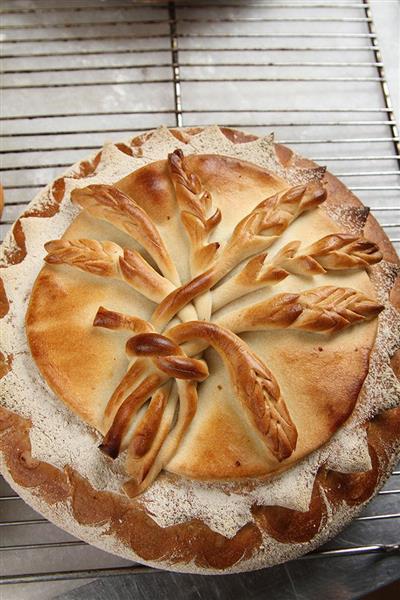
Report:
1,126,399,573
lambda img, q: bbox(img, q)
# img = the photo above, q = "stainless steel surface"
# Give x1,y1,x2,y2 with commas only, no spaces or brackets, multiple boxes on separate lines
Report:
0,0,399,598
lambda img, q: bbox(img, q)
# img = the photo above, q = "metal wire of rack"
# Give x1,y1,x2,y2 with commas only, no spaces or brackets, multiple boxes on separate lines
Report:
0,0,399,596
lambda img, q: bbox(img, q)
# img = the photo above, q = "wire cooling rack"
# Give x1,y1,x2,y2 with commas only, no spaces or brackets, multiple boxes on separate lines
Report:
0,0,399,597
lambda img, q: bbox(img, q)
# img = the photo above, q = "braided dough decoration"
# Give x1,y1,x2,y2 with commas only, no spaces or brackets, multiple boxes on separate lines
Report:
93,280,383,496
168,149,221,276
44,239,197,320
211,233,382,311
100,321,297,493
71,184,181,286
276,233,383,276
45,239,174,303
38,158,384,498
217,286,384,336
151,182,328,330
167,322,298,463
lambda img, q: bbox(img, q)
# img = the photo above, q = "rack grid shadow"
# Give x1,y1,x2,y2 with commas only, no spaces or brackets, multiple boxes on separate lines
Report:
0,0,399,591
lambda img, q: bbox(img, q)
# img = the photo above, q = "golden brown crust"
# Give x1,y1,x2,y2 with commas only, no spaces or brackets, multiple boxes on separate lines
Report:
212,232,381,312
99,366,162,459
87,269,383,491
44,237,174,304
0,277,9,318
126,333,209,382
93,307,153,334
123,380,198,497
253,476,327,544
126,384,177,485
1,126,399,574
116,159,178,226
44,238,124,277
120,322,298,468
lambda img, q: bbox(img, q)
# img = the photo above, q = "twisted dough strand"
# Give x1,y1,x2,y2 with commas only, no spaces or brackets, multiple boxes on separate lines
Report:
126,332,209,382
98,283,382,463
117,322,298,468
99,333,208,460
124,383,179,494
41,147,385,500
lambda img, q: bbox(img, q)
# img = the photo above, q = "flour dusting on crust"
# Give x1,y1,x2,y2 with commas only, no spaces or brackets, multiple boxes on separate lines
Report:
1,126,399,542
